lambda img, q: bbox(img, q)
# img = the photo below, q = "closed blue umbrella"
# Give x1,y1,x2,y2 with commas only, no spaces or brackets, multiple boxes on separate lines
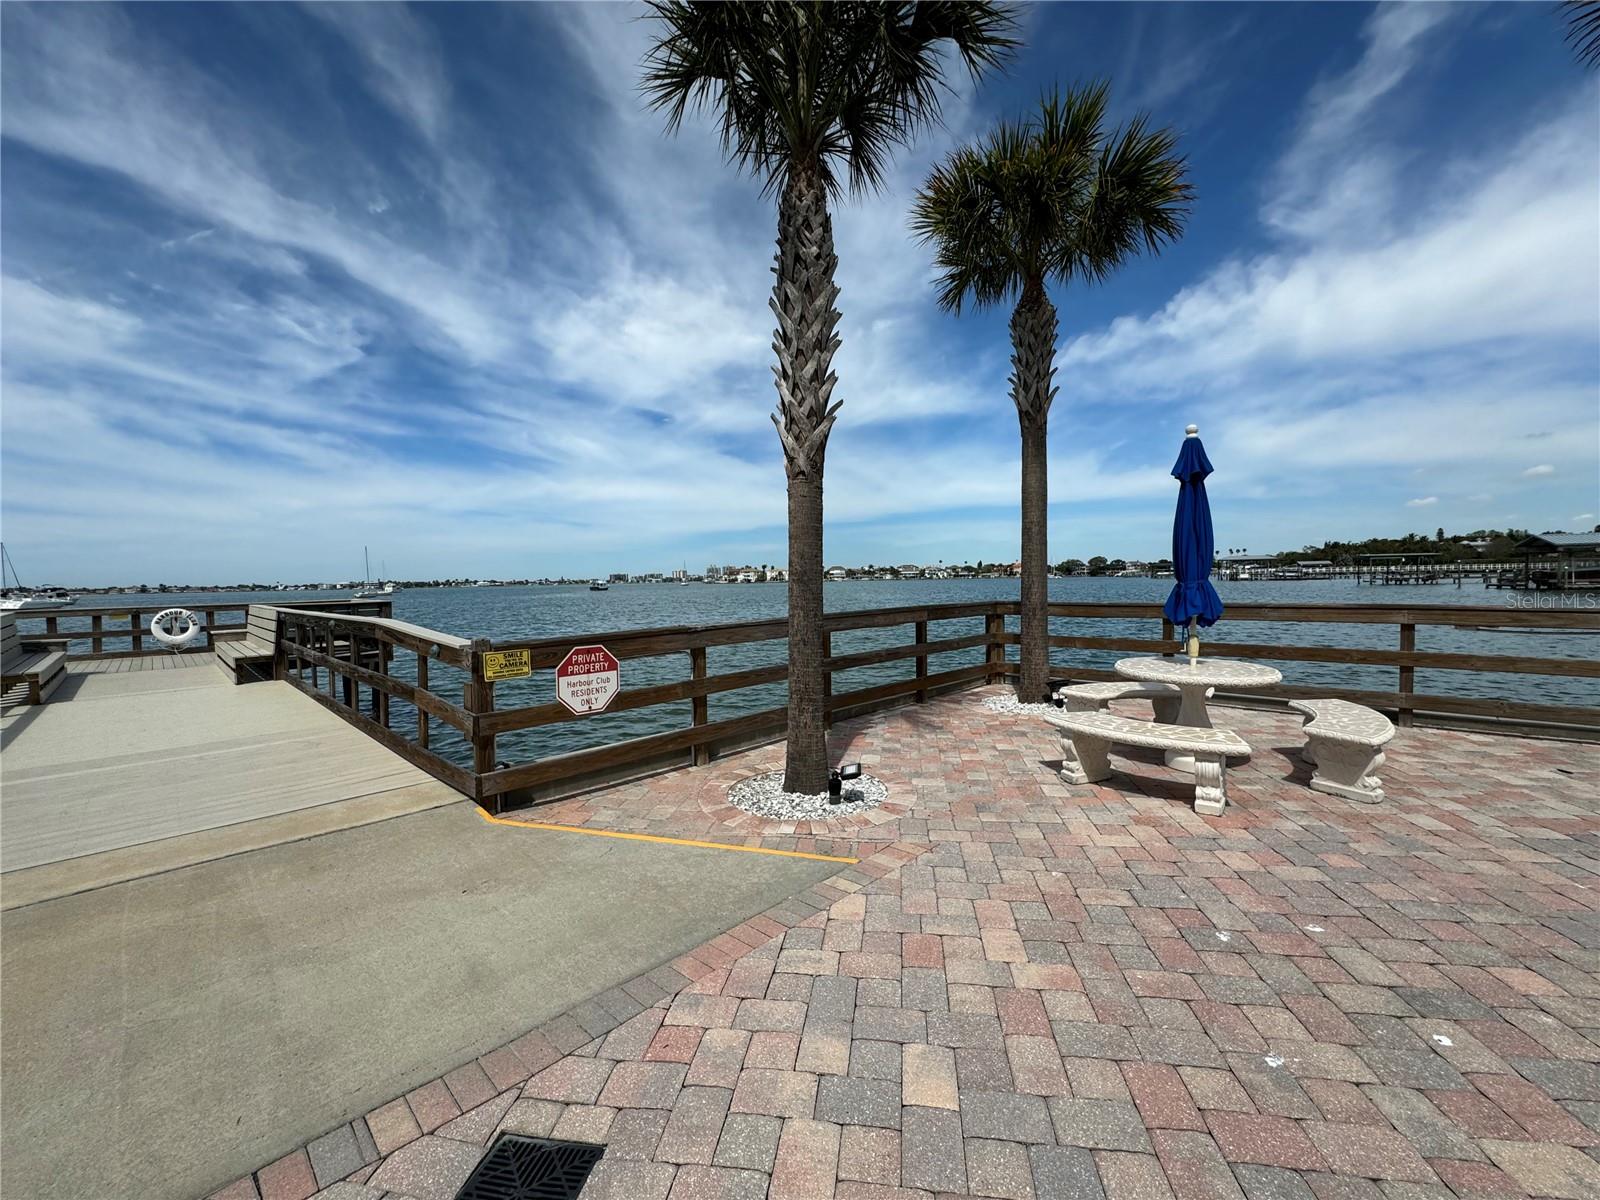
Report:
1163,424,1223,663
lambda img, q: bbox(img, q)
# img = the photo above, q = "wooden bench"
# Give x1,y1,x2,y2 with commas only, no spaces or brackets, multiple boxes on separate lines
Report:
215,605,280,684
1289,699,1394,804
1046,710,1251,817
1055,680,1186,724
1,614,67,705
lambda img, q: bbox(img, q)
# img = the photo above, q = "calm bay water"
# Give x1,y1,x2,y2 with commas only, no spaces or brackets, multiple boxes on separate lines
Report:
37,576,1598,768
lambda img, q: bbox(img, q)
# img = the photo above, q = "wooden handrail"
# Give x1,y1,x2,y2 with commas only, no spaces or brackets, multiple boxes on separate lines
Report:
1042,599,1600,628
10,599,394,661
281,609,473,666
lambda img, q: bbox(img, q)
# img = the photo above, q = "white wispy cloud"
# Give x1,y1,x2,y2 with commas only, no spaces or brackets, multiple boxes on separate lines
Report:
1265,2,1462,241
1406,497,1438,507
1061,5,1597,520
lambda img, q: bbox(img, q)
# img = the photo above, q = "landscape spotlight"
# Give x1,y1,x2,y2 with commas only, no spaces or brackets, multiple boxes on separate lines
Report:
828,763,864,802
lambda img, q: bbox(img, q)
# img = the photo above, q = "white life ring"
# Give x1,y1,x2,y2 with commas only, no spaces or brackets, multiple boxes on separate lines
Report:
150,608,203,650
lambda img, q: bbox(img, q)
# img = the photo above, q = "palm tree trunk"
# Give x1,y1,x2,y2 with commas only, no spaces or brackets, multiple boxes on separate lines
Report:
1010,280,1057,703
771,163,843,794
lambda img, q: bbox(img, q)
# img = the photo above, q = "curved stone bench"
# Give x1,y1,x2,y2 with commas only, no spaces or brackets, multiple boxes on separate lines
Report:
1054,681,1188,724
1045,710,1251,817
1289,699,1394,804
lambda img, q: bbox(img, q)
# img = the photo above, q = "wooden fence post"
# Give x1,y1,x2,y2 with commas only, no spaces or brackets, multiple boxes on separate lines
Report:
341,626,356,708
416,655,430,750
1161,618,1175,658
985,610,1006,685
465,638,498,810
915,619,929,703
690,646,710,765
130,610,143,656
1398,622,1415,727
823,630,834,729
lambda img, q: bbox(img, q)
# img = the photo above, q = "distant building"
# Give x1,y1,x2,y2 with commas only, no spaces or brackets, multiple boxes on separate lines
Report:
608,572,628,583
896,564,921,578
705,564,722,580
825,565,848,580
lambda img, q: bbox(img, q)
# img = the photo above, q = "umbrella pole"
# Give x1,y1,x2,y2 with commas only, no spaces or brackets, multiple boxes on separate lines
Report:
1187,618,1199,666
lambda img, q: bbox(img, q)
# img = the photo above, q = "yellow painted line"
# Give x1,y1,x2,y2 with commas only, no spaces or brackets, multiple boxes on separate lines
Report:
475,807,858,863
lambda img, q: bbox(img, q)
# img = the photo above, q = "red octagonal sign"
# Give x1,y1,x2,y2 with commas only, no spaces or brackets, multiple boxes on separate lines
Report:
555,644,620,715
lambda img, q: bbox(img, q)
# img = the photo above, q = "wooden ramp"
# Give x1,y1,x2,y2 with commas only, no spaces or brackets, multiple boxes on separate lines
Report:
0,654,459,891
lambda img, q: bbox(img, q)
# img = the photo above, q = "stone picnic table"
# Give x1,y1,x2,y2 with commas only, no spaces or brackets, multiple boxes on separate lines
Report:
1114,655,1282,771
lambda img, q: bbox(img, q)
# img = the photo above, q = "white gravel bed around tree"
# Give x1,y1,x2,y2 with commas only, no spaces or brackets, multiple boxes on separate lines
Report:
981,693,1061,717
726,769,888,820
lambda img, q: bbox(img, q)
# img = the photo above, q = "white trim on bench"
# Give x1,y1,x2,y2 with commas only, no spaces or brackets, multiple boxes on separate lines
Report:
1046,710,1250,817
1289,699,1394,804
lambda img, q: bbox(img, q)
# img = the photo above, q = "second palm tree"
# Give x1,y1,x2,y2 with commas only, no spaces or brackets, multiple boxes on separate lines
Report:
913,83,1192,702
644,1,1013,792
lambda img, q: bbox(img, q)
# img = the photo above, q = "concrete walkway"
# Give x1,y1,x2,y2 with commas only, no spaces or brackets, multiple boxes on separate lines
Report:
0,802,842,1200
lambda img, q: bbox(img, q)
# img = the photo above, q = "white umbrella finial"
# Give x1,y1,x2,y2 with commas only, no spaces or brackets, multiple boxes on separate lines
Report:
1185,424,1199,437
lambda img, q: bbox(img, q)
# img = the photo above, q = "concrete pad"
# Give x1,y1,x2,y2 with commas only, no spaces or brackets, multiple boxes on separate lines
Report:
0,780,459,910
1,801,839,1200
1,674,441,872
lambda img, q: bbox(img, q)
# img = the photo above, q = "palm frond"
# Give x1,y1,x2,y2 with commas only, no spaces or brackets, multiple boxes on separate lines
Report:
1563,0,1600,69
642,2,1016,199
912,81,1192,311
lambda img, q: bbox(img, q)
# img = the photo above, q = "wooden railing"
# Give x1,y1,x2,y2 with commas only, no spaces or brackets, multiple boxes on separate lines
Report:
8,599,392,658
470,602,999,804
276,608,483,797
249,599,1598,811
1033,601,1600,731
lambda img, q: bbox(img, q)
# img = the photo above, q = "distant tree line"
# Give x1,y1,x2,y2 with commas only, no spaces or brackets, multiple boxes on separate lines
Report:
1276,528,1530,565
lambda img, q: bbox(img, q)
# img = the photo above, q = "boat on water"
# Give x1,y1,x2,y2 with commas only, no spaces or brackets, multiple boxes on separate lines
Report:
589,579,610,591
0,589,76,612
352,547,401,600
0,544,76,611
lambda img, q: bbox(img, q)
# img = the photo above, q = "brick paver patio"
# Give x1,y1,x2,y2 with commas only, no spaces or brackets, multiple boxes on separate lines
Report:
215,687,1600,1200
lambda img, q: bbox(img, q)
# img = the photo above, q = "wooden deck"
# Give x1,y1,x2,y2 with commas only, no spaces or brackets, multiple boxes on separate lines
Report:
0,652,460,893
64,649,217,673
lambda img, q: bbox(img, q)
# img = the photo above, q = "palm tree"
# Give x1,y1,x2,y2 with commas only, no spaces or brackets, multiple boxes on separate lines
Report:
644,1,1014,792
1563,1,1600,69
912,83,1191,702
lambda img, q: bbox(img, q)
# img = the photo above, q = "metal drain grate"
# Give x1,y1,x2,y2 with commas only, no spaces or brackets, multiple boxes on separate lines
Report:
454,1134,605,1200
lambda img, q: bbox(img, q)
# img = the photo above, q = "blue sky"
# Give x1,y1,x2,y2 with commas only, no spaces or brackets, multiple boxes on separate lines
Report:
2,2,1596,585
